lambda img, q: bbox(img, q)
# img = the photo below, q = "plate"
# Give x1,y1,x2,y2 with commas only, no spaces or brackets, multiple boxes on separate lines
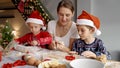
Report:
38,59,70,68
70,59,104,68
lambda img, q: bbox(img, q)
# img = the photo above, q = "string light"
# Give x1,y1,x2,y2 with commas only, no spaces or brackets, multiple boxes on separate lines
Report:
12,0,54,24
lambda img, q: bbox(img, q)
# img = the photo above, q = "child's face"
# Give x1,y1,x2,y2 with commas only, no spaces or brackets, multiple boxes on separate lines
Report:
77,25,94,40
27,22,42,35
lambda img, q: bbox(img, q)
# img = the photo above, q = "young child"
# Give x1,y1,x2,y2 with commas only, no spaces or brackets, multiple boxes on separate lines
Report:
14,10,52,66
71,10,111,59
15,10,52,48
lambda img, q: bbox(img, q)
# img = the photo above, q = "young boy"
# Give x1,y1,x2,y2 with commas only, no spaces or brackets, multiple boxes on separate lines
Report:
71,10,111,59
14,10,52,66
15,10,52,48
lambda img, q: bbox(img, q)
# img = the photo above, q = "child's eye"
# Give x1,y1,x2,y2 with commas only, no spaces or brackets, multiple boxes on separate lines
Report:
81,29,84,32
35,26,38,28
77,29,80,32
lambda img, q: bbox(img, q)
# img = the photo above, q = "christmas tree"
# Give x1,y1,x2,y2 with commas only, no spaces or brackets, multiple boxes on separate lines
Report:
0,20,14,49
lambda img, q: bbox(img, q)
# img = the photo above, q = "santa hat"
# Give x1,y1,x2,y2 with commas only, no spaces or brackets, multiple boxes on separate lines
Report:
25,10,46,30
77,10,101,36
26,10,44,25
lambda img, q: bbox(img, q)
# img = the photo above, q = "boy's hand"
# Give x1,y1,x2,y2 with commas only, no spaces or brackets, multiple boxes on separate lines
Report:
68,51,78,55
31,40,38,46
81,51,96,59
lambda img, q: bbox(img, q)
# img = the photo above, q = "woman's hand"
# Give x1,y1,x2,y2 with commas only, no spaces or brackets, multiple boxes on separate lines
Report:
49,41,64,50
56,42,64,50
81,51,97,59
48,40,57,50
48,41,70,52
56,41,70,52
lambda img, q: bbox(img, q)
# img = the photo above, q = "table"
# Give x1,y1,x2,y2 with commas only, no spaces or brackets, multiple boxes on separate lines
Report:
0,46,120,68
0,46,69,68
105,60,120,68
0,51,36,68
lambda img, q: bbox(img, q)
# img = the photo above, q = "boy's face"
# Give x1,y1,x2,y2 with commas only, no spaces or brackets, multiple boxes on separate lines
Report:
77,25,94,40
27,22,42,35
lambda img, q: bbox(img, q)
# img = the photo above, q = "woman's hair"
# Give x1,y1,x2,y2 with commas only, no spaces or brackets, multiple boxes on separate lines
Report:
57,0,74,13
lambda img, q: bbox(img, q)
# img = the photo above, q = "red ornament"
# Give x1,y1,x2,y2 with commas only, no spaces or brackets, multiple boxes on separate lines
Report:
17,0,24,13
65,55,75,61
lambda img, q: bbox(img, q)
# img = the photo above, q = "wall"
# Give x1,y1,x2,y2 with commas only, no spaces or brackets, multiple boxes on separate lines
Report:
0,10,30,39
92,0,120,61
77,0,91,16
77,0,120,61
40,0,76,21
10,10,30,38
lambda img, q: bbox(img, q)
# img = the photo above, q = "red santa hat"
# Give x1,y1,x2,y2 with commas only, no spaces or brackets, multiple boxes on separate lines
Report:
77,10,101,36
26,10,44,25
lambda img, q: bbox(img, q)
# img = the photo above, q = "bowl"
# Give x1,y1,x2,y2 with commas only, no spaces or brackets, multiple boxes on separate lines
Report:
70,59,104,68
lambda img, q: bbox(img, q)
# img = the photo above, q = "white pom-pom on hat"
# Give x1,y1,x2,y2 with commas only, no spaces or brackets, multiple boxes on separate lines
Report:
96,30,101,36
42,26,46,30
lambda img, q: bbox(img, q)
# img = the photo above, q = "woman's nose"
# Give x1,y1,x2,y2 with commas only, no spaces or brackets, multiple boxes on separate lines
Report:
63,16,67,21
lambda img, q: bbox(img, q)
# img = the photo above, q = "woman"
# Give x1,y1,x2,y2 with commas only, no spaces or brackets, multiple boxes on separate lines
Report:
47,0,79,52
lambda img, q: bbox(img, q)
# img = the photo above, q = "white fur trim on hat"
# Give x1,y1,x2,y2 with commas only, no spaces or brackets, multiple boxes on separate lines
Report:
77,19,101,36
77,19,95,28
26,18,44,25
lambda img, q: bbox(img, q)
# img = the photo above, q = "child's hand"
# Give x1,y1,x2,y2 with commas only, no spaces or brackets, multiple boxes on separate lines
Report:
68,51,78,55
81,51,96,59
31,40,38,46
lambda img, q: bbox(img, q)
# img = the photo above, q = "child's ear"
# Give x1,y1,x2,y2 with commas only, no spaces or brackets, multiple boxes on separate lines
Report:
90,28,95,33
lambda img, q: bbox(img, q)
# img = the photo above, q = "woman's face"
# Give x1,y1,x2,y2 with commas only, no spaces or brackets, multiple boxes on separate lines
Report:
28,23,42,35
57,7,74,26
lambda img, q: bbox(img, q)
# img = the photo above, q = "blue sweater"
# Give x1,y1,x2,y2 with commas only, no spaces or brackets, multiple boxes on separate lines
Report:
72,38,111,59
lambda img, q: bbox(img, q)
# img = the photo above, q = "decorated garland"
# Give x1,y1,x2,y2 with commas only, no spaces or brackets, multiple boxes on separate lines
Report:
12,0,54,24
